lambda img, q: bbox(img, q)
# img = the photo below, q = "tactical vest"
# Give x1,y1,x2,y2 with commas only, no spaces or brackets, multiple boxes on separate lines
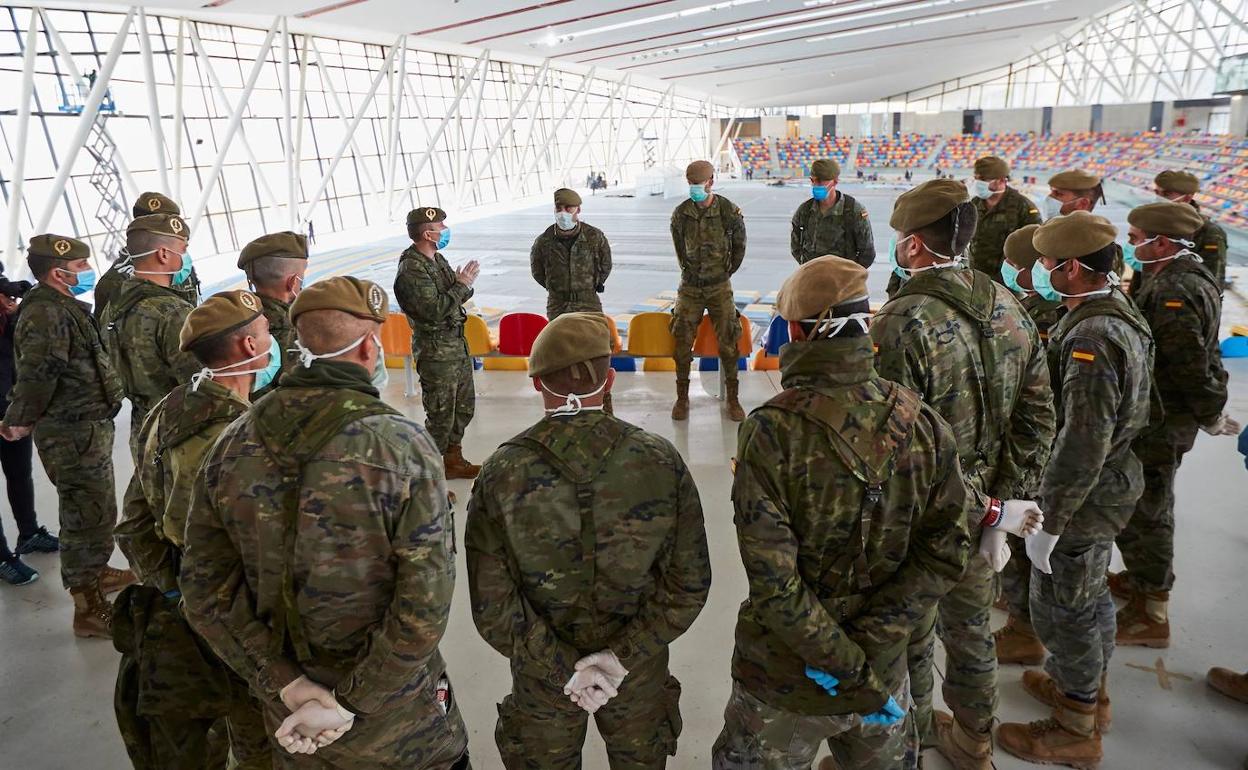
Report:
798,193,860,261
101,281,180,403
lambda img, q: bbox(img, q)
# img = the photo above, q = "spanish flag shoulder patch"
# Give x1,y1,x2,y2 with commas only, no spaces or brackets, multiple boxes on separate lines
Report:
1163,300,1184,309
872,343,880,354
1203,244,1218,250
1071,350,1096,363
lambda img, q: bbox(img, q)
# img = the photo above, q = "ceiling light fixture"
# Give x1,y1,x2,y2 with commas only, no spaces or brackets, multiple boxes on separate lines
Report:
536,0,768,47
805,0,1051,41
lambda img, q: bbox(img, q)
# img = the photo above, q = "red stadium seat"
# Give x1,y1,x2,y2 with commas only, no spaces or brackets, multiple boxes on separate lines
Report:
497,312,548,355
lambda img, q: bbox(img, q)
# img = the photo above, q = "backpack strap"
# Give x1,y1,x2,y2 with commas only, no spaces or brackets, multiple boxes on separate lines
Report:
840,192,858,259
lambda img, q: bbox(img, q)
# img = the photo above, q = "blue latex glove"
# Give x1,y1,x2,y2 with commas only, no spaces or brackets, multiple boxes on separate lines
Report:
862,696,905,726
804,665,839,696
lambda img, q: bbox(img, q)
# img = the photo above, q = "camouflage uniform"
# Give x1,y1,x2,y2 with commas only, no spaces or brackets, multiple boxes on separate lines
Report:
711,338,972,770
5,282,124,588
789,193,876,267
969,188,1041,283
394,246,475,454
530,222,612,319
180,360,469,769
251,295,294,400
466,411,709,769
113,379,270,769
1116,258,1226,596
870,267,1055,740
95,262,201,321
1193,209,1228,288
670,195,746,380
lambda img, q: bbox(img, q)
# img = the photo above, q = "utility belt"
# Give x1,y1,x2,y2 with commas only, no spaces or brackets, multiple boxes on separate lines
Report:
549,289,598,301
679,274,731,289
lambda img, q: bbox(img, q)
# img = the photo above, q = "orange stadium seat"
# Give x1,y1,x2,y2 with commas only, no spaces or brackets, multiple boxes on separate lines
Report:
380,313,417,397
692,314,753,358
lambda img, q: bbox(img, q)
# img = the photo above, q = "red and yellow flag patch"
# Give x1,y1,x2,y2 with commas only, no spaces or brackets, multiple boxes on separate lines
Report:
1071,350,1096,363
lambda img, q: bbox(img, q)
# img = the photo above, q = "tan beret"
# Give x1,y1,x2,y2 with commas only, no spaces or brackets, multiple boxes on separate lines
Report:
1127,201,1204,238
973,156,1009,179
133,192,180,218
1154,170,1200,195
127,213,189,241
890,179,969,232
1032,211,1117,260
810,158,841,181
554,188,582,207
179,290,264,352
776,255,869,321
1003,224,1043,269
686,160,715,183
28,233,89,262
237,231,309,269
406,207,447,227
528,312,613,379
289,276,388,324
1048,169,1101,190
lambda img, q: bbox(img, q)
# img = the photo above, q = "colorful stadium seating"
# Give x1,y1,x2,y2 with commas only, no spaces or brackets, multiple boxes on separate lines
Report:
732,137,771,172
856,133,939,168
776,135,853,176
935,133,1032,169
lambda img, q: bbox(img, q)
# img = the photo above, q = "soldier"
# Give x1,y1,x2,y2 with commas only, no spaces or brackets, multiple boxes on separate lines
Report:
181,277,470,769
790,158,875,267
101,213,201,457
0,235,131,637
95,192,201,320
1153,170,1228,290
872,179,1055,769
1110,202,1240,649
1042,169,1124,278
670,160,747,422
466,312,710,769
113,290,277,769
967,156,1041,284
395,207,481,480
237,231,308,398
530,188,612,319
997,212,1154,768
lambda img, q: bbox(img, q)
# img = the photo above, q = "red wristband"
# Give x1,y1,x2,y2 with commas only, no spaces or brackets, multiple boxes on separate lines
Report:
981,498,1004,528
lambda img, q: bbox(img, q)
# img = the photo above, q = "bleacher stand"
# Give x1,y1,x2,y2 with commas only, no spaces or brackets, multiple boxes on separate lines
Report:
856,133,939,168
936,133,1032,170
776,135,853,177
732,137,771,175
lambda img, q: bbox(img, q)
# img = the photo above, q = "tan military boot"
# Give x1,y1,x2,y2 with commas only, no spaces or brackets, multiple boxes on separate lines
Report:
933,711,992,770
443,445,480,480
1207,667,1248,704
99,565,137,595
1115,591,1169,648
1106,570,1132,600
995,615,1046,666
1021,670,1111,733
724,380,745,422
70,585,113,639
997,692,1102,769
671,380,690,421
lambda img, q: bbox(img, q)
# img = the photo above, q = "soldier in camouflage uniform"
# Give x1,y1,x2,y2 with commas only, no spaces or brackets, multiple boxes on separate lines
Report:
113,291,276,769
872,180,1055,769
712,256,974,770
394,206,481,480
95,192,201,321
1110,202,1239,650
967,156,1041,284
670,160,747,422
531,188,612,319
238,231,308,399
997,212,1155,768
181,277,470,769
466,312,710,769
0,235,131,638
1153,170,1229,291
790,158,875,267
1042,169,1125,278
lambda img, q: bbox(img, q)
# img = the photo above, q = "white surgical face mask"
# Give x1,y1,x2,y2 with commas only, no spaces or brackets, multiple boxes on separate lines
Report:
189,336,278,393
541,377,608,417
801,311,872,340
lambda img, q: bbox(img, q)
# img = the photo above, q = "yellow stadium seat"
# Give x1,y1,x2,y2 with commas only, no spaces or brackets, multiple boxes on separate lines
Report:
643,357,676,371
464,314,493,356
1231,325,1248,337
626,312,676,357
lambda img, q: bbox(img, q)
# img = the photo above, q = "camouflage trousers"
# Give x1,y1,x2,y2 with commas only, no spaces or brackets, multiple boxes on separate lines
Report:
1030,538,1115,701
413,335,476,454
999,534,1033,621
547,291,602,320
670,280,740,383
710,680,917,770
33,418,118,589
495,652,682,770
1116,415,1199,594
128,403,148,464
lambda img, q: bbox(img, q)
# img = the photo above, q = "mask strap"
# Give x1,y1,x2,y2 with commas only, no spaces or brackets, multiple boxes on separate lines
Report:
294,332,368,368
542,377,608,417
190,347,270,392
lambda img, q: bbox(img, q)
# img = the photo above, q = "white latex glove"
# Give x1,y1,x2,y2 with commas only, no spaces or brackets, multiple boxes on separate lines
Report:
1026,530,1060,575
996,500,1044,536
1200,414,1242,436
979,529,1010,572
275,700,354,754
574,651,628,689
279,675,337,712
564,650,629,714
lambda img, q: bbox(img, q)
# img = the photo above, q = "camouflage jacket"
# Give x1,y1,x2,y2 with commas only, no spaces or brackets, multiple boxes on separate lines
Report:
100,279,200,416
871,267,1056,502
731,339,971,716
670,194,746,286
1133,257,1226,423
1020,293,1067,346
1040,290,1153,538
252,294,294,399
969,187,1041,282
530,222,612,299
465,411,710,687
6,283,123,426
115,379,249,594
790,193,876,267
394,246,472,358
181,360,456,714
1193,211,1228,288
94,260,201,321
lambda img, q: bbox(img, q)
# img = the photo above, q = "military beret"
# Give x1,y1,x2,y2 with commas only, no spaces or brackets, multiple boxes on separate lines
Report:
686,160,715,183
27,234,89,262
1003,224,1043,269
554,188,582,207
132,192,180,218
810,158,841,181
529,312,613,380
889,179,969,232
974,156,1009,179
1032,211,1117,260
127,213,189,241
237,231,309,269
1048,169,1101,190
179,290,264,352
776,255,869,321
406,207,447,227
289,276,388,324
1127,201,1203,238
1154,170,1200,195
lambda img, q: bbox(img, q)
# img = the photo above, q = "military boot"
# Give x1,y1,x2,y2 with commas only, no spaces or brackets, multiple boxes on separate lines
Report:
99,565,137,595
70,585,113,639
1207,667,1248,704
1115,590,1169,648
1022,670,1111,733
671,380,690,421
724,380,745,422
1106,570,1132,600
997,692,1102,769
602,391,614,417
443,445,480,480
995,615,1046,666
933,711,992,770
